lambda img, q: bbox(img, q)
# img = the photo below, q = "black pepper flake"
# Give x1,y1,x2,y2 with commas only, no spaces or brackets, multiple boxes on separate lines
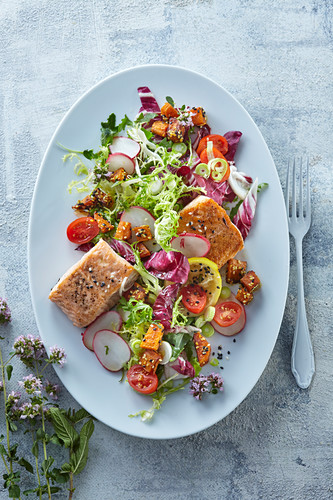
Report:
100,282,105,287
218,345,222,350
233,339,236,343
220,366,224,370
227,351,230,355
217,353,223,360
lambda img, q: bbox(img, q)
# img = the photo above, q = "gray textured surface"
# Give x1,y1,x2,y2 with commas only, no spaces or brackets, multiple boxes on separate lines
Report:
0,1,332,499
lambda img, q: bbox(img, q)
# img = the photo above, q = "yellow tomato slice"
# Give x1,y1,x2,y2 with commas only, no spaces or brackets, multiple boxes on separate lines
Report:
187,257,222,308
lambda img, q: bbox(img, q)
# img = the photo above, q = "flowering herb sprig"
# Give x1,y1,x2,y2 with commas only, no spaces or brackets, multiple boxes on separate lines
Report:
189,373,224,400
0,298,94,499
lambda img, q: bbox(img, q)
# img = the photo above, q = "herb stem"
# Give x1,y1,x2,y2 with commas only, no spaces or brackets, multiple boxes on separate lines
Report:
68,472,74,500
0,346,12,474
32,430,42,500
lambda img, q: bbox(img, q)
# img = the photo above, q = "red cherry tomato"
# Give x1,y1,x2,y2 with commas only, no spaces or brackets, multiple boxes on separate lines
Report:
197,134,229,156
66,217,99,244
213,301,242,327
180,284,207,315
127,365,158,395
199,147,225,164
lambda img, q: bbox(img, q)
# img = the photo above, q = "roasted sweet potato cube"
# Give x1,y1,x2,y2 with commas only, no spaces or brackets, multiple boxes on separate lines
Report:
115,221,131,241
91,188,113,208
137,242,151,259
151,120,168,138
161,102,179,119
167,118,186,143
123,282,148,302
139,349,162,373
226,259,247,284
191,107,207,126
93,213,114,233
240,271,261,292
109,168,128,182
193,332,211,367
133,225,153,242
140,323,164,351
72,195,95,213
236,286,253,305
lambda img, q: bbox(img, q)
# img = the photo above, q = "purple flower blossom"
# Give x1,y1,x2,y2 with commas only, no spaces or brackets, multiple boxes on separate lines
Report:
6,391,22,418
13,335,46,366
18,374,43,395
189,373,224,400
49,345,66,367
44,380,60,400
0,297,11,324
19,401,42,420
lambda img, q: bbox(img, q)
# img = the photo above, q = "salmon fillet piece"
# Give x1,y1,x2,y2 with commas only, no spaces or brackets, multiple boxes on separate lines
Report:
177,195,244,268
49,239,138,328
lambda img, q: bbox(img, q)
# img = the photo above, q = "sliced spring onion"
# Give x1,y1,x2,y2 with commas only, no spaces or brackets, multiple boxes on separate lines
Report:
201,323,215,338
206,140,214,161
172,142,187,155
208,157,228,171
149,178,163,195
195,163,210,178
194,315,206,328
210,357,219,367
204,306,215,322
220,286,231,299
130,339,142,354
210,170,224,182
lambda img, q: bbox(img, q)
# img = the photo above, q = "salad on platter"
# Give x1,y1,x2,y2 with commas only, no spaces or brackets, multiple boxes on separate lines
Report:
49,87,267,421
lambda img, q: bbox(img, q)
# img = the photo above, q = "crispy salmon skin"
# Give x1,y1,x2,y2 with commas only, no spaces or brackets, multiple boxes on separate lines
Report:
177,196,244,268
49,239,138,328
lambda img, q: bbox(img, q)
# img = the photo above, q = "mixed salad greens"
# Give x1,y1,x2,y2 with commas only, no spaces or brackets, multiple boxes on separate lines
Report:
61,87,267,421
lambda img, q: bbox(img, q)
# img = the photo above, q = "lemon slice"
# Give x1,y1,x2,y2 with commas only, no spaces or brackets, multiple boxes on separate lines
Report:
187,257,222,308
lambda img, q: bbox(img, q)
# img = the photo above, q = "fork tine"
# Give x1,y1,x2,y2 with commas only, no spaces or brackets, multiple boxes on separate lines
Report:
306,158,311,218
299,158,303,218
292,158,297,220
285,159,291,217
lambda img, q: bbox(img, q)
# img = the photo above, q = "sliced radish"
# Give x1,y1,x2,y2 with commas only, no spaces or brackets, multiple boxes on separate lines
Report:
82,311,123,351
93,329,130,372
120,206,160,252
109,136,140,159
210,294,246,336
106,153,135,174
158,341,172,365
170,233,211,258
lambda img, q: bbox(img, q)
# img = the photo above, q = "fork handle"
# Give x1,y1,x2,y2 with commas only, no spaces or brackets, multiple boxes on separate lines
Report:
291,238,315,389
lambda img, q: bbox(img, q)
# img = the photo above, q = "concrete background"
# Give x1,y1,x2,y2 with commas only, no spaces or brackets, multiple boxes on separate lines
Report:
0,0,332,499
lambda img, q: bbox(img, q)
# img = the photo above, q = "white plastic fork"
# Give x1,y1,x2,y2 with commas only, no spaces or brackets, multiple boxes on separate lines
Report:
285,158,315,389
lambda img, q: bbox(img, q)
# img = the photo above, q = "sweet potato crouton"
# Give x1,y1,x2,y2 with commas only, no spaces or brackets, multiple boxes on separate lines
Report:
139,349,162,373
191,107,207,126
167,118,186,143
193,332,211,367
93,213,114,233
115,221,131,241
151,120,168,137
140,323,164,351
240,271,261,292
123,282,148,302
133,225,153,242
236,286,253,305
137,242,151,259
91,188,113,208
109,168,128,182
161,102,179,119
72,195,95,213
226,259,247,284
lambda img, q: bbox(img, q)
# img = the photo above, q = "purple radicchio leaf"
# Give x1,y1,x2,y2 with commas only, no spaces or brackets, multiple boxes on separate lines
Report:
224,131,242,162
137,86,160,114
108,239,136,263
75,242,94,252
191,124,211,150
193,175,236,205
144,250,190,284
152,283,181,329
171,356,195,378
233,178,258,239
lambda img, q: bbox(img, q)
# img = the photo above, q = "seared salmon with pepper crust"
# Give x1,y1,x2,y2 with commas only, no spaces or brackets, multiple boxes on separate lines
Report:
177,196,244,268
49,239,138,328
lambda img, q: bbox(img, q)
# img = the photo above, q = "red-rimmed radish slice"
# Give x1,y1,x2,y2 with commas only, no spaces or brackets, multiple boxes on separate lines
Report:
82,311,123,351
93,329,130,372
106,153,135,174
120,206,160,252
211,295,246,336
170,233,210,258
109,136,140,159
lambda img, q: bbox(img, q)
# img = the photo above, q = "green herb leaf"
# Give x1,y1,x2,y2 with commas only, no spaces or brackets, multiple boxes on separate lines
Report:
6,365,13,381
101,113,132,146
18,458,33,474
70,419,94,475
258,182,269,193
31,441,39,458
166,96,175,107
229,198,243,220
48,408,79,449
69,408,92,424
135,112,157,124
167,332,192,362
8,484,20,498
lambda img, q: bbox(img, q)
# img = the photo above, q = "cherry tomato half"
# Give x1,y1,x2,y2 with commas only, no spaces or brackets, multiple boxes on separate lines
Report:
213,301,242,327
199,147,225,164
197,134,229,156
127,365,158,395
180,284,207,315
66,217,99,244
